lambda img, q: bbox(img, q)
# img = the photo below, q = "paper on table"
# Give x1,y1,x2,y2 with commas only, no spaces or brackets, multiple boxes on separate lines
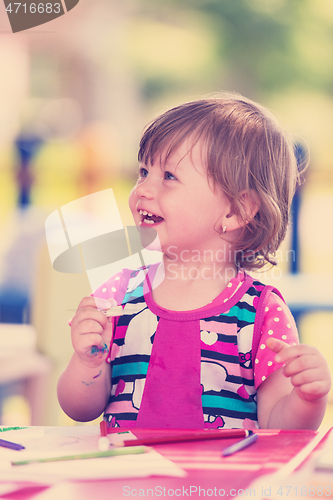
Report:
246,431,328,500
315,449,333,471
0,425,133,457
314,430,333,472
0,426,186,486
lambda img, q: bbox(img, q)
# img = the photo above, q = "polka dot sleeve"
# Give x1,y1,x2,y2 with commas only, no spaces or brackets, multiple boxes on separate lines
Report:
92,270,126,304
90,269,131,364
254,292,299,389
68,269,129,326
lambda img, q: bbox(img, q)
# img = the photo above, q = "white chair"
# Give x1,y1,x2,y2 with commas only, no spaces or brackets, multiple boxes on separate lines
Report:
0,323,52,425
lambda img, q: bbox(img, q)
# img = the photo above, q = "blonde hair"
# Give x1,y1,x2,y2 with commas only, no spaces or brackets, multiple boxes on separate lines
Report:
138,93,306,270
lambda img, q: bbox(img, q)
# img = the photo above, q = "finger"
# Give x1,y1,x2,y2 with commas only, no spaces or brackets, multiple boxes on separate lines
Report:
77,314,113,349
275,344,314,364
266,337,309,364
76,332,106,354
100,318,113,346
101,298,121,318
265,337,290,354
107,298,118,307
288,365,322,386
74,318,105,336
283,354,319,378
295,380,330,402
72,308,109,329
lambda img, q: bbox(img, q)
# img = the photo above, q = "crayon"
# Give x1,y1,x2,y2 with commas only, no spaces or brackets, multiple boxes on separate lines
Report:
0,438,25,451
122,429,250,447
12,446,147,465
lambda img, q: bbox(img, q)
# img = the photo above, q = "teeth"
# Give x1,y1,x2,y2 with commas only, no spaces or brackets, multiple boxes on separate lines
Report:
139,209,156,217
139,209,162,224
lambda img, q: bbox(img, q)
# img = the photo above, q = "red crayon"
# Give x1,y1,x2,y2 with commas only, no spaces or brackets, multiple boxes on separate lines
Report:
122,429,250,447
100,420,108,437
98,420,110,451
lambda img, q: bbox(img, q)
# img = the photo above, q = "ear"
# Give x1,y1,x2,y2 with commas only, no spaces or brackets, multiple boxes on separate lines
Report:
238,189,260,223
219,190,259,233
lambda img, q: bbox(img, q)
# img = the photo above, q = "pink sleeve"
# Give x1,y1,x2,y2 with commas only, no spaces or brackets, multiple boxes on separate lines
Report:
68,270,127,326
92,270,126,303
92,271,126,364
254,293,299,389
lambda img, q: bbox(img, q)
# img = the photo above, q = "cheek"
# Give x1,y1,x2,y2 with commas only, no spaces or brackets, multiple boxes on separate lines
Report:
128,187,138,216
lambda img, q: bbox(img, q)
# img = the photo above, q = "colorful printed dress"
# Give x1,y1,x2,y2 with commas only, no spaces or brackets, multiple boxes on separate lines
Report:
92,264,298,429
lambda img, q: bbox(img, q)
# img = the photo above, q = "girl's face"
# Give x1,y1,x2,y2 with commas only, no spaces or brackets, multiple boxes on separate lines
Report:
129,140,231,259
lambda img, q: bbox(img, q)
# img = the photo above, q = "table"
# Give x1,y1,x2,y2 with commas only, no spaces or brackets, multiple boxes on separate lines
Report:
1,427,333,500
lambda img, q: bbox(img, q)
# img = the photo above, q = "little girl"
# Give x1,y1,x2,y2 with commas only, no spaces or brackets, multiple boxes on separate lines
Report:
58,93,331,430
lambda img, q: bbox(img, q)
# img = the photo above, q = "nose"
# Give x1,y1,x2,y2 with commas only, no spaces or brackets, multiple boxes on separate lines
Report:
134,175,156,200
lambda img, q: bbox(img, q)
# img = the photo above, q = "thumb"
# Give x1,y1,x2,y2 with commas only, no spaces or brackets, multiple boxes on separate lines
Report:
107,298,118,307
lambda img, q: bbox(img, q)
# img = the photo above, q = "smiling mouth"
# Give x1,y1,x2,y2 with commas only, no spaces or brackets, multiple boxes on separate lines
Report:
139,209,164,225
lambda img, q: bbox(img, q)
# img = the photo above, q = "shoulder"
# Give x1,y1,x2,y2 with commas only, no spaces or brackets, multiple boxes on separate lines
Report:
91,267,140,301
92,269,126,299
246,276,287,314
264,289,296,329
249,277,298,335
254,287,299,389
92,264,157,303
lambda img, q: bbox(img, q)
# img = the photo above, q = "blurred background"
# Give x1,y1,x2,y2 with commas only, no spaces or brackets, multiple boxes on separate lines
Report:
1,0,333,428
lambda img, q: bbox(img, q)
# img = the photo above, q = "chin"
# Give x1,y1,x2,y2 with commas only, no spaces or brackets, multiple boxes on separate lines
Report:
137,226,162,253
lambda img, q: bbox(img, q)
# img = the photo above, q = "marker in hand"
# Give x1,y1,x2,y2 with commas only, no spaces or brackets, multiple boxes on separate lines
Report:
102,303,140,317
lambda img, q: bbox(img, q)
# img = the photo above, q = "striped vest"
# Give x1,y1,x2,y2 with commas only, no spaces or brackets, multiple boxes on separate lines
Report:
105,266,273,429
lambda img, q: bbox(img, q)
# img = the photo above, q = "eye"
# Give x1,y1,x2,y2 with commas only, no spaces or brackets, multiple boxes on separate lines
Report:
138,167,148,178
164,171,177,180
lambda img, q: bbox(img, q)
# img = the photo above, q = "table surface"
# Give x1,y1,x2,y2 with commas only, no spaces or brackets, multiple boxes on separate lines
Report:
1,428,333,500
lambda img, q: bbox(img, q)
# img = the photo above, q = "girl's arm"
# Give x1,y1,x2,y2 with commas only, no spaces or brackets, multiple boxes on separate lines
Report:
57,353,111,422
257,338,331,429
57,296,114,422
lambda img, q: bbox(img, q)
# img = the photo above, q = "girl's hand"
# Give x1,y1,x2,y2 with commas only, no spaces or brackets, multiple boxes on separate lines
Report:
266,337,331,403
70,296,117,369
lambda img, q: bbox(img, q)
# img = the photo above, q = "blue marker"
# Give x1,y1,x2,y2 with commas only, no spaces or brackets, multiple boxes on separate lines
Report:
0,438,25,451
222,431,258,457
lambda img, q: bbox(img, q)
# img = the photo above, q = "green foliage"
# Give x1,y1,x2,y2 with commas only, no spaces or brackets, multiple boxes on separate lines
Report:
133,0,333,100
